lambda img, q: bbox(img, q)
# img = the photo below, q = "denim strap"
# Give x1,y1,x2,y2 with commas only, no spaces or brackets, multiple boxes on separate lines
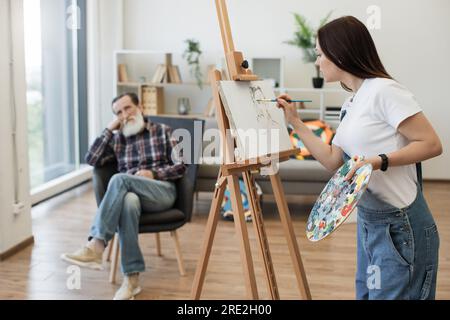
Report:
416,162,423,191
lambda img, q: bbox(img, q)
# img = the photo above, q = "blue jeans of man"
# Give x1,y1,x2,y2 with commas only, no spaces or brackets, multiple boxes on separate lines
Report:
89,173,176,275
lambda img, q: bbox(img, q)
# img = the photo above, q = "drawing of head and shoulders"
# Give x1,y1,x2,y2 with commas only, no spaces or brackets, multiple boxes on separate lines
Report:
249,84,280,129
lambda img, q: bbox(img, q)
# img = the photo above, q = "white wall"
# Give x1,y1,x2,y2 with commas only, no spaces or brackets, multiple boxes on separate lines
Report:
0,0,32,255
122,0,450,180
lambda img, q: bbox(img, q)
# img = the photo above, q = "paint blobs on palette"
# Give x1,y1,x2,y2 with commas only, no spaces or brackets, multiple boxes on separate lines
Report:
306,157,372,242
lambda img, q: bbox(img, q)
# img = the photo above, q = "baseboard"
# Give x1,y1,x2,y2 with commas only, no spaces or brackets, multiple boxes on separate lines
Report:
423,179,450,183
0,236,34,261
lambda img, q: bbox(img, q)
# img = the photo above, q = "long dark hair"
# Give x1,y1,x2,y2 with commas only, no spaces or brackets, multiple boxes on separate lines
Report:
317,16,392,91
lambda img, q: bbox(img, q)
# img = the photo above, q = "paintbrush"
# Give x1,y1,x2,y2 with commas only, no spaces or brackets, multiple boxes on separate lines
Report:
256,99,313,103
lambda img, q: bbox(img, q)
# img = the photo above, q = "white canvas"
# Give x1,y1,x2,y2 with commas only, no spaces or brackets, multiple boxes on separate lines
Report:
218,80,293,160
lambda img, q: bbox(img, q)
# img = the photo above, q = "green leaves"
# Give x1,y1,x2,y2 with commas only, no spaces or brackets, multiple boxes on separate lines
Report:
293,13,314,47
319,11,333,28
183,39,203,89
284,11,333,64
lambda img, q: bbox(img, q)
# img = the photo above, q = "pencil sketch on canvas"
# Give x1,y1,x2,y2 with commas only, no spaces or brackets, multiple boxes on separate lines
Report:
249,85,280,126
218,80,293,160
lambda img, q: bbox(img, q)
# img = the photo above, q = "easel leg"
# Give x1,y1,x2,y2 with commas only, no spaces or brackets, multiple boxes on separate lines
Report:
109,234,120,284
190,171,227,299
243,171,279,300
270,174,312,300
228,174,259,299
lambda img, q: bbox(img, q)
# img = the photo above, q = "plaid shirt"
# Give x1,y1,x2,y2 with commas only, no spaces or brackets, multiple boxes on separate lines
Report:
85,118,186,181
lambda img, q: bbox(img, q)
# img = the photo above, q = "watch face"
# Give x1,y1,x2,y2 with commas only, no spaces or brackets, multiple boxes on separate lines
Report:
306,158,373,242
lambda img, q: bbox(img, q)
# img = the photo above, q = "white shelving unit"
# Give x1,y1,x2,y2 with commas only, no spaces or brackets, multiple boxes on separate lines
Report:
275,87,350,128
113,50,214,115
249,57,285,88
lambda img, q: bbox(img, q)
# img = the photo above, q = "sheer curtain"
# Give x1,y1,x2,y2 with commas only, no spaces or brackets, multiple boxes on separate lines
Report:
22,0,93,205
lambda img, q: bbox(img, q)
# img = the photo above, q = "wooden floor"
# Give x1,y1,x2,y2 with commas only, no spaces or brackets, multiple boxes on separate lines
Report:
0,181,449,300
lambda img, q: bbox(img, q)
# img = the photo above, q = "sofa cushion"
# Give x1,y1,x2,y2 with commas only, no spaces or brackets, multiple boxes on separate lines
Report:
139,209,185,225
273,159,333,182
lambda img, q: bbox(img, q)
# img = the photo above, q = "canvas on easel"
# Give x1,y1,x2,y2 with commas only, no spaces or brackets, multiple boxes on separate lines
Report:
219,80,292,160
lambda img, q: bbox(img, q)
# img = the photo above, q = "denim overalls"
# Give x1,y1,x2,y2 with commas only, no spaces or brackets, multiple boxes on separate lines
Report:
340,110,440,300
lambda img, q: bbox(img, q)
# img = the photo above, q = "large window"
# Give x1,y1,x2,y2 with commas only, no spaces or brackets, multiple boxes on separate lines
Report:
24,0,88,191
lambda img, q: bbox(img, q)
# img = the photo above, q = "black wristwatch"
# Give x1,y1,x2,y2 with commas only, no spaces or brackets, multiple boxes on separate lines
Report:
378,154,389,171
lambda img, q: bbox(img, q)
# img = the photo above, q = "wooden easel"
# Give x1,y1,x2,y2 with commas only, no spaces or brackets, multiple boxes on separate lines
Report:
190,0,311,300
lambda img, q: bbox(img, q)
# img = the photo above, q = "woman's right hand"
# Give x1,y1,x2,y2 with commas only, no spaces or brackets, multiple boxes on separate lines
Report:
276,94,302,126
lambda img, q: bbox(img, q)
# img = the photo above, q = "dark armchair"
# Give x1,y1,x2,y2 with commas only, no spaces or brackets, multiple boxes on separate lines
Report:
92,116,204,283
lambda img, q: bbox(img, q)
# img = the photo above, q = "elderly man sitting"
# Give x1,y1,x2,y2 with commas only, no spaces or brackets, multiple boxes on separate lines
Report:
61,93,185,300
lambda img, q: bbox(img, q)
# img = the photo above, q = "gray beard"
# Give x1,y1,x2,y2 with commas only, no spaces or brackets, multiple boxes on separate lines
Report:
122,113,145,137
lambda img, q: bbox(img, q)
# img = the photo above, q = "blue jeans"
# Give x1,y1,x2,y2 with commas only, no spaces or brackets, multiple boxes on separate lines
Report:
356,184,440,299
89,173,176,275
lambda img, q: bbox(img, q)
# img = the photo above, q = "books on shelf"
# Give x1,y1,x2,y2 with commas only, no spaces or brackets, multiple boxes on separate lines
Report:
141,85,164,116
150,64,182,84
150,53,182,84
118,64,129,82
168,65,182,83
151,64,165,83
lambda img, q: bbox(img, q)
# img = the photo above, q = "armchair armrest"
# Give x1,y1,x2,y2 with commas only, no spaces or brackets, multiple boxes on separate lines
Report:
92,162,119,206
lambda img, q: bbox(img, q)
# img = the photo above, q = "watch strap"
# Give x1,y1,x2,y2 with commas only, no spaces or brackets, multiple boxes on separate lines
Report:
378,154,389,171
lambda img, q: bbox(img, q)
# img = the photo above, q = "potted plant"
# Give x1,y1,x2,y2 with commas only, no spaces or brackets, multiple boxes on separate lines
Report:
284,11,332,88
183,38,203,89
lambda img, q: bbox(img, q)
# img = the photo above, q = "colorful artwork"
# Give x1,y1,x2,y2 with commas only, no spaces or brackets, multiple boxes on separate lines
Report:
306,157,373,242
288,120,335,160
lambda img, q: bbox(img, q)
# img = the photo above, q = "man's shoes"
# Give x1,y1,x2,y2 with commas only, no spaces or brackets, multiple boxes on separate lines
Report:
113,274,142,300
61,246,103,270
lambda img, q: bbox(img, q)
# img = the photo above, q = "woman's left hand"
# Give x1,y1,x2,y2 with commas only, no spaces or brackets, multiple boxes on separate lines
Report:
344,156,382,181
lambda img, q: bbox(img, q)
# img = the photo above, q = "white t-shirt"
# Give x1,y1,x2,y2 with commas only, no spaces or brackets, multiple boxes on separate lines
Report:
332,78,422,208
